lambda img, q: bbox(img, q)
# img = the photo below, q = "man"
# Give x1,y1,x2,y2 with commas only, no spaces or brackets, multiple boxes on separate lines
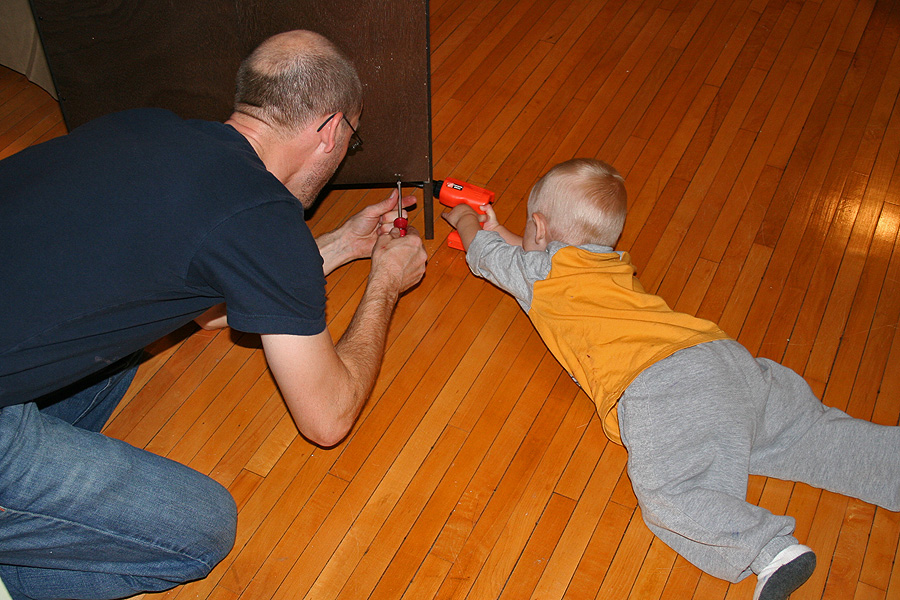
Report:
0,30,427,600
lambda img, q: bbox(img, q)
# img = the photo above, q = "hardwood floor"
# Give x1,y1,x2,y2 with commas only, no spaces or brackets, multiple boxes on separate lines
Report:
2,0,899,598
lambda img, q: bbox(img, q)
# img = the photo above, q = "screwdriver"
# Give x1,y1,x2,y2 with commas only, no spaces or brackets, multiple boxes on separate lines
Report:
394,180,407,236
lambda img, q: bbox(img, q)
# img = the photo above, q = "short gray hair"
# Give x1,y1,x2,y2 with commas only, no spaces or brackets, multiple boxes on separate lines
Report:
234,31,363,134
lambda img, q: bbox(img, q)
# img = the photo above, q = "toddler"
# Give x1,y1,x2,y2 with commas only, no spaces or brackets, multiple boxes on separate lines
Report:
442,158,900,600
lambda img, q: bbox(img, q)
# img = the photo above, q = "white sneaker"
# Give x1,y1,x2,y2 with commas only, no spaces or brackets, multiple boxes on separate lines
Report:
0,575,12,600
753,544,816,600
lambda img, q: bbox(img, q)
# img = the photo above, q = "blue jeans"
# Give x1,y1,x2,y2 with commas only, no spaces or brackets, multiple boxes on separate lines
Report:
0,353,237,600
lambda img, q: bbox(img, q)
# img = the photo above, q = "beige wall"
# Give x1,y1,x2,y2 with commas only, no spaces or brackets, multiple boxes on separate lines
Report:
1,0,57,98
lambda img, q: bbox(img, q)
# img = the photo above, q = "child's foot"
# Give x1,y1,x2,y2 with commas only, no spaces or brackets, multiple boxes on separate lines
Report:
753,544,816,600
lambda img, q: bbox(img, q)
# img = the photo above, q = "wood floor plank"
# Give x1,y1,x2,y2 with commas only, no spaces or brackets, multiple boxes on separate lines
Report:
201,388,285,484
112,325,195,415
431,0,541,113
168,355,271,466
451,375,579,600
765,0,850,171
365,314,533,595
697,167,780,326
621,84,720,255
741,52,854,357
645,100,765,291
855,581,886,600
627,538,678,600
553,407,608,502
595,507,656,599
482,0,629,195
496,493,576,600
821,500,878,600
818,202,900,417
472,0,631,185
329,426,469,600
544,496,633,600
547,0,668,170
792,491,851,600
328,264,497,482
871,236,900,428
860,508,900,592
429,354,566,600
398,555,452,600
780,1,900,379
655,127,757,301
887,523,900,600
104,327,226,439
691,574,731,600
0,97,62,159
123,331,249,449
148,340,263,459
658,556,702,600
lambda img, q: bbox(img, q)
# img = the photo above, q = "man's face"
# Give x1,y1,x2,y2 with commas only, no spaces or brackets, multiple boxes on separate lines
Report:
290,154,342,209
289,114,359,208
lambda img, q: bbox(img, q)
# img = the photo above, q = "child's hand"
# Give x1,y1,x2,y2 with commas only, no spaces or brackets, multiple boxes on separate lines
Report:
480,204,500,231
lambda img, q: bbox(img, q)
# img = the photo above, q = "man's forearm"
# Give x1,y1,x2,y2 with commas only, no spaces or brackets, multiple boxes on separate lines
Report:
332,275,400,417
195,303,229,330
259,228,421,448
317,229,352,276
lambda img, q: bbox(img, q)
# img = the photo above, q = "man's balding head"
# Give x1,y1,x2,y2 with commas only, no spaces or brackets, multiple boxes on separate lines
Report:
234,30,362,136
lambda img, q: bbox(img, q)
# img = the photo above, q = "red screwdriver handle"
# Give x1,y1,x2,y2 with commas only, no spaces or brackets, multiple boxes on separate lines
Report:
394,217,408,236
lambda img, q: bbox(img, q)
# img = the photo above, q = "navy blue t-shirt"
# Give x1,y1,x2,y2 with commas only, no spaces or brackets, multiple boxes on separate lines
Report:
0,108,327,405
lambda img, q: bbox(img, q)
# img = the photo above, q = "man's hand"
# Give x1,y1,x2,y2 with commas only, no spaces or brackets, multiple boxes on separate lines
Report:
370,225,428,295
343,189,417,257
317,190,417,275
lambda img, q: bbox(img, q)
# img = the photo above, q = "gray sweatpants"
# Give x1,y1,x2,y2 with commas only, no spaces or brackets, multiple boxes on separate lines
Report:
617,339,900,583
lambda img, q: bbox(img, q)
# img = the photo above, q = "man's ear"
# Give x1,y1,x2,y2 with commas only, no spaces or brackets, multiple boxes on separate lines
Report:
318,113,342,153
532,211,551,249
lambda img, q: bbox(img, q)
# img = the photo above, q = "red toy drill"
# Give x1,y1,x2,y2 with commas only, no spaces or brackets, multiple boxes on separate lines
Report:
434,178,495,250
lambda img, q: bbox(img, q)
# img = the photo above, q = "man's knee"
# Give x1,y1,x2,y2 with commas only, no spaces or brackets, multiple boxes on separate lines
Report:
140,460,238,585
207,485,238,567
178,479,237,581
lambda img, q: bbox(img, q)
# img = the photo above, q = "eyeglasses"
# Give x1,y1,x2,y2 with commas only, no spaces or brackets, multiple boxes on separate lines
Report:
317,113,363,152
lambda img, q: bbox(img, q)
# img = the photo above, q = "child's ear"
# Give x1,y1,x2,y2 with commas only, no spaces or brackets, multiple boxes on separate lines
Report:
532,212,551,250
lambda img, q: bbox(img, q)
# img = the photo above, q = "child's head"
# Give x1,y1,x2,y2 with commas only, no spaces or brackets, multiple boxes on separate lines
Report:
526,158,627,248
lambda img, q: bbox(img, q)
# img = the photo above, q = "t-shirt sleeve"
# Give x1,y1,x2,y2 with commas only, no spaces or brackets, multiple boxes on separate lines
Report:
187,201,327,336
465,230,551,312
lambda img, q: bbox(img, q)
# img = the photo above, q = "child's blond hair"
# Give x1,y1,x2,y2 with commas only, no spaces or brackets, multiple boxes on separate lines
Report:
527,158,627,247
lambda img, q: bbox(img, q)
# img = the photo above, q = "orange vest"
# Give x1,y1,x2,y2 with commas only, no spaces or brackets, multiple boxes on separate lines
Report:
527,247,728,444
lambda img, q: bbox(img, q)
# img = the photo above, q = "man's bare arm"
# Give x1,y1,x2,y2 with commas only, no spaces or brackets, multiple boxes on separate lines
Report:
195,303,229,330
263,227,426,446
